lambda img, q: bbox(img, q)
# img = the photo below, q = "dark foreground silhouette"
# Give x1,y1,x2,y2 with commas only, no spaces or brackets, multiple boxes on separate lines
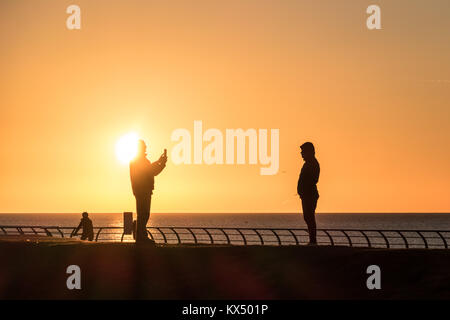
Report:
0,239,449,299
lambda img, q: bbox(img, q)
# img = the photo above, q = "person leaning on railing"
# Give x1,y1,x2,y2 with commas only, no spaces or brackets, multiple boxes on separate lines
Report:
71,211,94,241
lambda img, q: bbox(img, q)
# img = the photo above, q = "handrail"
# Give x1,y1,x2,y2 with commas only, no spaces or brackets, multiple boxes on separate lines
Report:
0,225,449,249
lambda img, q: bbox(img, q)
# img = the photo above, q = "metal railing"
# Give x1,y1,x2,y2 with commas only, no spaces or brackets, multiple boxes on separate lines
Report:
1,225,449,249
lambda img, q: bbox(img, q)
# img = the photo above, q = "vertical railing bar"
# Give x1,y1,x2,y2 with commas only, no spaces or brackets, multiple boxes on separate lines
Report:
202,228,214,244
219,228,231,245
341,230,353,247
396,231,409,248
30,227,38,235
254,229,265,245
1,227,6,235
435,231,448,249
287,229,300,245
56,227,64,238
378,230,390,248
146,229,155,241
270,229,281,246
95,228,103,242
360,230,371,248
236,228,247,245
17,227,24,235
170,228,181,244
43,228,52,237
322,230,334,246
416,231,428,249
184,228,197,244
156,227,168,244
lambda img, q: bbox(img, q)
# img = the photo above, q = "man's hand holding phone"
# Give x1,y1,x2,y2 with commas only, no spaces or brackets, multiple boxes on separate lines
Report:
160,148,168,165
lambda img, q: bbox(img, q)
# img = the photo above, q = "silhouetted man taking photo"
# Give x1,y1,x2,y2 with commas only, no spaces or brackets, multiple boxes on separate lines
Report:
130,140,167,244
297,142,320,245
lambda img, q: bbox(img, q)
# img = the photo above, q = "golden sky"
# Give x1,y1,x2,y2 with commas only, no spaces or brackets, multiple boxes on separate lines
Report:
1,0,449,213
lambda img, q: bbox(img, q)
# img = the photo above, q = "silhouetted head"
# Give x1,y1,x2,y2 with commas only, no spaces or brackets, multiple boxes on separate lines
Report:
300,142,315,161
82,212,88,218
137,139,147,157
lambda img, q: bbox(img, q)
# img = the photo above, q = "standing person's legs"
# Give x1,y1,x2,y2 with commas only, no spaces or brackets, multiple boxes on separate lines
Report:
135,195,151,241
144,196,152,237
302,196,318,244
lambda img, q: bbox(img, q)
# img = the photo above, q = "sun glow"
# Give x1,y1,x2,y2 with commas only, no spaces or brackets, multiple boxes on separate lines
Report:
115,132,139,164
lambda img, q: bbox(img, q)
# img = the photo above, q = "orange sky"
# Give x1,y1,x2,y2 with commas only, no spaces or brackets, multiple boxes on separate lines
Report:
1,0,449,213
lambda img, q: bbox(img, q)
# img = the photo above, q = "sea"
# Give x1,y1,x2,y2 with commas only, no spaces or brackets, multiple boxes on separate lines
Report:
0,213,449,230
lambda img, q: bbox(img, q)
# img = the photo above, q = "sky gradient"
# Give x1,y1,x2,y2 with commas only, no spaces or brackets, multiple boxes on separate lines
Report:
1,0,449,213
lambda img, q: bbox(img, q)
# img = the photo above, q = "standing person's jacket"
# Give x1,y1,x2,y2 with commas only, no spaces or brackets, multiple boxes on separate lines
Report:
130,156,166,196
297,157,320,199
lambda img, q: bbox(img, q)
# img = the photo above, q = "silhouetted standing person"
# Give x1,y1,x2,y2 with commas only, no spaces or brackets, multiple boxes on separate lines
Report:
73,211,94,241
297,142,320,245
130,140,167,244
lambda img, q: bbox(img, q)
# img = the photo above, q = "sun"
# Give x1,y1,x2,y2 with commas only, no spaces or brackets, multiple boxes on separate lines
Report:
115,132,139,164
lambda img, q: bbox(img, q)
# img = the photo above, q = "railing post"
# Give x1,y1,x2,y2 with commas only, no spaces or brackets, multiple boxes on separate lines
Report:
185,228,197,244
236,229,247,245
396,231,409,248
147,229,155,241
56,227,64,238
287,229,299,245
203,228,214,244
219,228,231,245
95,228,103,242
156,227,168,244
170,228,181,244
378,231,390,248
341,230,352,247
416,231,428,249
436,231,448,249
322,230,334,246
270,230,281,246
254,229,265,245
43,228,52,237
360,231,371,248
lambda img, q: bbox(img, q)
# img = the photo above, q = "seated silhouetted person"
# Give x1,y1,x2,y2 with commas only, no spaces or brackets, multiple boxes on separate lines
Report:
297,142,320,245
73,212,94,241
130,140,167,243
